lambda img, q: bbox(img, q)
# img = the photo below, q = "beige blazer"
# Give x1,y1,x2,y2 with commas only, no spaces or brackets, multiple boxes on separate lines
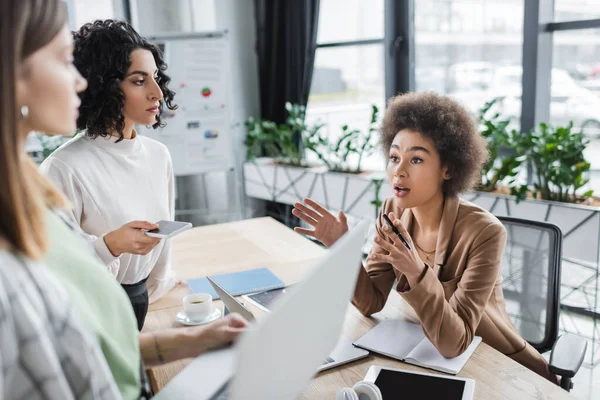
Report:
352,195,556,383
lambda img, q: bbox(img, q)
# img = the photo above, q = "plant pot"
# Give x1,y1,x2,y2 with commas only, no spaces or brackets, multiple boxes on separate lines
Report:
243,158,277,201
465,191,600,269
243,160,391,219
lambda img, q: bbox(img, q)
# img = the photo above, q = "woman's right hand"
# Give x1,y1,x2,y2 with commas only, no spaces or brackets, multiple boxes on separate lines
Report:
141,313,249,367
103,220,162,257
189,313,249,354
292,198,348,248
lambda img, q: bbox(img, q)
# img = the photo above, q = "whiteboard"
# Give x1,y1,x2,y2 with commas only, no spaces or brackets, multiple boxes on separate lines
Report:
137,32,235,176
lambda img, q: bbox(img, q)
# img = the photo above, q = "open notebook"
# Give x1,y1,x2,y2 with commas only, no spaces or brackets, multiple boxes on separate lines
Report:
353,319,481,375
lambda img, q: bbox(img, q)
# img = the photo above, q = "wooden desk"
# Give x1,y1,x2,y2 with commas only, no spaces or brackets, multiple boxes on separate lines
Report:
143,217,573,400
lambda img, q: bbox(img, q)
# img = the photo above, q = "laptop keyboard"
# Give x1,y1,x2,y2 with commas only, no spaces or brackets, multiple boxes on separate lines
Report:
323,357,335,365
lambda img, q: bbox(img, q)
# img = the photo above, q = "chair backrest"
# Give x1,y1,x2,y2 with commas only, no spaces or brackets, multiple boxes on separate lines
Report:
497,216,562,353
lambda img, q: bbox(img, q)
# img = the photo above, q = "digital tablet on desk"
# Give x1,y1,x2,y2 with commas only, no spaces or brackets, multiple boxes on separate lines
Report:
363,366,475,400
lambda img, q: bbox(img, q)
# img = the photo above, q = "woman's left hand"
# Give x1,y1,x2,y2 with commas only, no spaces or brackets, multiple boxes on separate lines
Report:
367,212,426,287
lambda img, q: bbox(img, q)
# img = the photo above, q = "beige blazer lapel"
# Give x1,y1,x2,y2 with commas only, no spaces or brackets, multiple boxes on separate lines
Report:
434,196,460,268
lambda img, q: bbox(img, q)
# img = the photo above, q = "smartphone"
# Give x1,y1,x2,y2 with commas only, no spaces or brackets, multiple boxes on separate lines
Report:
144,220,192,239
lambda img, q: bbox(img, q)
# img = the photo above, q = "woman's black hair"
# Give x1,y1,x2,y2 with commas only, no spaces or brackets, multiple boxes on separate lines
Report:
73,19,177,141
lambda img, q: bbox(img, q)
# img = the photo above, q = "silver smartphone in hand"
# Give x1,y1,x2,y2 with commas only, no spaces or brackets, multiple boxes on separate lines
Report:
144,220,192,239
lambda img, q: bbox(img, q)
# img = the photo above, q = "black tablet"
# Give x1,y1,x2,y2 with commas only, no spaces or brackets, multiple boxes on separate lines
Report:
363,366,475,400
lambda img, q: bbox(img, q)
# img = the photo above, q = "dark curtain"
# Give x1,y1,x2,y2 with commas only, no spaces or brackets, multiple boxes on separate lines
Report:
253,0,320,227
254,0,320,123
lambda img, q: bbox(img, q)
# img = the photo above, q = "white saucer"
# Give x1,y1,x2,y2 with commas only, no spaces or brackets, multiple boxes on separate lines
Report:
176,307,222,326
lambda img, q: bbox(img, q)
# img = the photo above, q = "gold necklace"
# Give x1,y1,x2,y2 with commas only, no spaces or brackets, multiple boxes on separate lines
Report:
414,241,435,261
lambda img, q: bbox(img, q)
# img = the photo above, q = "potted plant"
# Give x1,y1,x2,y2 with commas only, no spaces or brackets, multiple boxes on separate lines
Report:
467,116,599,267
471,100,595,205
476,100,525,194
303,104,379,174
244,103,314,167
298,105,390,217
466,113,600,359
243,102,324,205
508,122,593,203
243,103,389,218
28,132,73,164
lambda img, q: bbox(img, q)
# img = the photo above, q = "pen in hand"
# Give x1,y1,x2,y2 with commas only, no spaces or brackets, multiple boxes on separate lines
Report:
382,213,411,250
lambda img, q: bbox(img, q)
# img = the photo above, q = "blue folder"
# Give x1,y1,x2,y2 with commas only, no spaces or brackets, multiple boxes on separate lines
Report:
186,268,285,300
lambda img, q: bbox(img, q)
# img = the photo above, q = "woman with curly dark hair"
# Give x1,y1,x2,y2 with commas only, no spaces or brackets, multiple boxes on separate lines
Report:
292,92,557,383
40,20,179,330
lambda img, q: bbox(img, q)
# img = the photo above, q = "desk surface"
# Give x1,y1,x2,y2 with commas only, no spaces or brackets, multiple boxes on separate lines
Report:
143,217,573,400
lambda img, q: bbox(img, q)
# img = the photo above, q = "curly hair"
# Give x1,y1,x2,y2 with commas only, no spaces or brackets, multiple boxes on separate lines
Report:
73,19,176,142
380,92,488,196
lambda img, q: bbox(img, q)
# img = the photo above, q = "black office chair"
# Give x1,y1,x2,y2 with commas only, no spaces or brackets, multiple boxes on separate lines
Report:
498,216,587,391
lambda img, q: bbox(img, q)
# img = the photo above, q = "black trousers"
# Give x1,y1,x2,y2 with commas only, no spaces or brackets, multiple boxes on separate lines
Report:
121,277,149,331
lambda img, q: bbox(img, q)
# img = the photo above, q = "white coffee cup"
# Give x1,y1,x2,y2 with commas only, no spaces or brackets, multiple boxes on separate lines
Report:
183,293,213,321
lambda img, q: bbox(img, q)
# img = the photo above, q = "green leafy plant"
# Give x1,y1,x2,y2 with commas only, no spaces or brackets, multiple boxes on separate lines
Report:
244,102,323,167
34,132,74,162
370,178,384,218
244,102,378,173
477,100,524,192
244,117,287,161
304,105,379,173
476,98,593,204
509,122,593,203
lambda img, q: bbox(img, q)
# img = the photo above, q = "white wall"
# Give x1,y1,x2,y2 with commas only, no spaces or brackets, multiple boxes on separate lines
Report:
191,0,217,32
131,0,192,35
215,0,260,126
209,0,262,220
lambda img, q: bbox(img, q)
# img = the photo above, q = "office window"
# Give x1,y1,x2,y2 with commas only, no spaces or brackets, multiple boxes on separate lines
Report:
551,29,600,192
306,0,385,172
316,0,384,43
308,45,385,140
415,0,524,129
554,0,600,22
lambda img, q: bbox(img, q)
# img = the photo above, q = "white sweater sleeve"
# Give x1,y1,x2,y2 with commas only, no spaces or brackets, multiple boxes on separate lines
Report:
40,158,121,277
146,152,177,303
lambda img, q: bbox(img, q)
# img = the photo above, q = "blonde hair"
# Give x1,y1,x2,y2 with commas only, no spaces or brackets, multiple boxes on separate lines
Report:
1,0,69,259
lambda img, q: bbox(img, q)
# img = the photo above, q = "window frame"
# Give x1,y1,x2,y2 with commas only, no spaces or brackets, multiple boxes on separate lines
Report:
520,2,600,132
310,0,414,107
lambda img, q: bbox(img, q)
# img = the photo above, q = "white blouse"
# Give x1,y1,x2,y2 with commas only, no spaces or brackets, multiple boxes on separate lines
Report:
40,132,176,302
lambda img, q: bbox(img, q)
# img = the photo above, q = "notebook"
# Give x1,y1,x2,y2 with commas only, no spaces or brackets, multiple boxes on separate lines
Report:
353,319,482,375
186,268,285,300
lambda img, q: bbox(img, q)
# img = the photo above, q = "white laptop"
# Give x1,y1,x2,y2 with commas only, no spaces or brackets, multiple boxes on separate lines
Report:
207,275,368,372
154,220,370,400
